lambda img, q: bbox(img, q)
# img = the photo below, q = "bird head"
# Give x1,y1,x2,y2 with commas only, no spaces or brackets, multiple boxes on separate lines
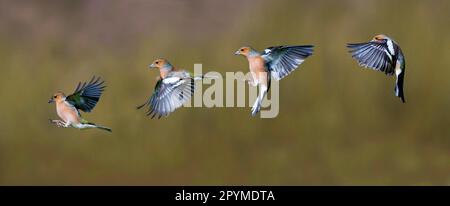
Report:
235,46,254,57
48,92,66,104
149,58,173,71
372,34,390,42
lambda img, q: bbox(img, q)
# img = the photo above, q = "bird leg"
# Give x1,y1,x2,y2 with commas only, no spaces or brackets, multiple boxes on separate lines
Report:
49,119,68,128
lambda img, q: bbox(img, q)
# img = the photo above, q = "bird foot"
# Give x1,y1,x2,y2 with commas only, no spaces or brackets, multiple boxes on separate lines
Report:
49,119,67,128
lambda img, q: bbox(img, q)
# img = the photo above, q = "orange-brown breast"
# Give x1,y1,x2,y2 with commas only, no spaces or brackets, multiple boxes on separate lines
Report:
56,101,81,124
248,56,266,73
248,56,268,85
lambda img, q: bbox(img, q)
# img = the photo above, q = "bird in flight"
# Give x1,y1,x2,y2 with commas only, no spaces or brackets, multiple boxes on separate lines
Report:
235,45,314,116
48,76,112,132
347,34,406,103
137,58,204,119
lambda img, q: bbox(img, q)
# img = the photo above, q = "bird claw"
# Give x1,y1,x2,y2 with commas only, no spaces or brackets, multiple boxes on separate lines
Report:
50,119,67,128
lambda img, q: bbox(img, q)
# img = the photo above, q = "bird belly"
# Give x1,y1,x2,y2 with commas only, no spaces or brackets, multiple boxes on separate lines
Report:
56,102,81,125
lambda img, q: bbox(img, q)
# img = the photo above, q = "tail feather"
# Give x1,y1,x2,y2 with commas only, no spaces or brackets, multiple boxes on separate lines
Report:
251,100,261,116
87,122,112,132
96,125,112,132
251,85,268,117
395,72,405,103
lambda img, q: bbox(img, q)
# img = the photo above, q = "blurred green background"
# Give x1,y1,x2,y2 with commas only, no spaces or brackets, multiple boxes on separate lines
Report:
0,0,449,185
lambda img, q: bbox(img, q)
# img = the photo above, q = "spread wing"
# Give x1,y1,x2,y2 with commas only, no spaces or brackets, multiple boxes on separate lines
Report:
137,76,195,119
66,76,106,113
262,45,314,80
347,41,395,75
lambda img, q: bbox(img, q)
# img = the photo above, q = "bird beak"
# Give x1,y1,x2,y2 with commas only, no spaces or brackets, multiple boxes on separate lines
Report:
234,50,240,55
48,98,54,103
148,64,156,69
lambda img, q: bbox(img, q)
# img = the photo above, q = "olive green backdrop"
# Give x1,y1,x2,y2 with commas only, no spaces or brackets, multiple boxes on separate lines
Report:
0,0,449,185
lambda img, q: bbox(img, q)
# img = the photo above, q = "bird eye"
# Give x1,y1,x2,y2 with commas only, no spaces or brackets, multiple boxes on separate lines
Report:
240,49,244,52
155,61,159,64
53,96,57,98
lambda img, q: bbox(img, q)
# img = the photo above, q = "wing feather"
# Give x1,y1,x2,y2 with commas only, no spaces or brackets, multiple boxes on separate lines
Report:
66,76,106,112
347,42,395,75
138,72,197,118
262,45,314,80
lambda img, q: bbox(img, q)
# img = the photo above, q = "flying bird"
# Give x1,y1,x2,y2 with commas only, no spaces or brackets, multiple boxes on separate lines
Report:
235,45,314,116
347,34,406,103
137,58,204,119
48,76,112,132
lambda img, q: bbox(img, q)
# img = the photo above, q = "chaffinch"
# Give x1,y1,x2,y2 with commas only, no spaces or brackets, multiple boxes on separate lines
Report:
347,34,406,103
137,58,203,119
48,76,112,132
235,45,314,116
